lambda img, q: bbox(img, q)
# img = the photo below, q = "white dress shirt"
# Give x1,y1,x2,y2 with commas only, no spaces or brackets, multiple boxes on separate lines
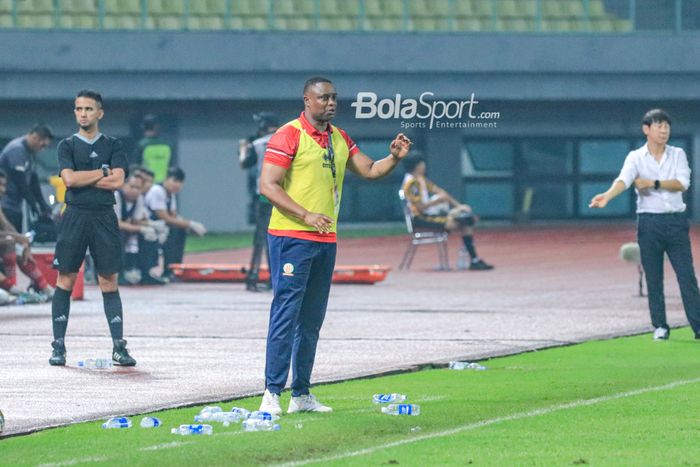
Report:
615,144,691,213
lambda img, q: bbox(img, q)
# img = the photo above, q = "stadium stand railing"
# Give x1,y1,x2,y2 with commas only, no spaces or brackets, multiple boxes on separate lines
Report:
0,0,695,33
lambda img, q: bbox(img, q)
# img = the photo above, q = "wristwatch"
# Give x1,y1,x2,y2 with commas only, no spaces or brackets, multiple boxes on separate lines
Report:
101,164,110,177
654,179,660,190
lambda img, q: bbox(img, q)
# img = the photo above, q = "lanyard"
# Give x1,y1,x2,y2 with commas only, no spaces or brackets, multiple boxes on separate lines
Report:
326,129,340,217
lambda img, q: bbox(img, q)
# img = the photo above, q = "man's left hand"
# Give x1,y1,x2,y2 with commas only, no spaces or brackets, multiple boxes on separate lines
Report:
390,133,412,160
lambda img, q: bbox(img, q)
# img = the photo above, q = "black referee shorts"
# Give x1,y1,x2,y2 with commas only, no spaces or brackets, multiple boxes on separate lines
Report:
53,206,122,275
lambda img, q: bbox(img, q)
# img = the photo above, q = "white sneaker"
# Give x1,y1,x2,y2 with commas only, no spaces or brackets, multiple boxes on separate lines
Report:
0,288,16,306
653,327,669,340
259,389,282,416
288,393,333,413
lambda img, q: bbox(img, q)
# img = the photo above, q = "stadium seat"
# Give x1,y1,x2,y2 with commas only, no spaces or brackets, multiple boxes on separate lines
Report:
156,15,184,29
515,0,537,18
452,0,473,16
590,17,615,31
0,0,11,13
240,15,268,29
588,0,607,18
103,14,140,29
273,0,295,15
615,19,632,32
366,16,404,31
541,18,571,31
408,0,449,17
275,15,313,30
562,0,585,18
497,0,519,18
188,0,209,15
60,14,98,28
398,189,450,271
117,0,141,14
17,13,54,28
412,17,450,31
59,0,98,13
471,0,492,16
542,0,566,18
0,13,12,27
318,16,358,30
18,0,54,13
292,0,315,15
336,0,360,16
501,18,534,31
188,15,225,29
206,0,228,15
454,17,484,31
232,0,268,16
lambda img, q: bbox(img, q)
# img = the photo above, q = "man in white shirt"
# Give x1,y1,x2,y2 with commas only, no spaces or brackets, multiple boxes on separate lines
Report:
143,167,206,281
590,109,700,340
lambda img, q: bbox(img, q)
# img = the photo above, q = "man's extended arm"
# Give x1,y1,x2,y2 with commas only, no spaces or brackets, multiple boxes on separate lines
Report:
346,134,412,180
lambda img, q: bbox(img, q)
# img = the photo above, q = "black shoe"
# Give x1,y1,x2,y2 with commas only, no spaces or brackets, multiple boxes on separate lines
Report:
139,274,167,286
112,339,137,366
469,259,494,271
246,282,272,292
49,338,66,366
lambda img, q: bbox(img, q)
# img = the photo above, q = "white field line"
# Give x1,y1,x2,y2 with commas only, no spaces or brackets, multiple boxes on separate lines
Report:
38,457,108,467
274,377,700,467
139,441,195,451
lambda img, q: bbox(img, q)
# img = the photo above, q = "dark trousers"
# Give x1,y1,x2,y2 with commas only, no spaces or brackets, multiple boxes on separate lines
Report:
637,213,700,335
140,226,187,275
246,201,273,286
264,234,336,396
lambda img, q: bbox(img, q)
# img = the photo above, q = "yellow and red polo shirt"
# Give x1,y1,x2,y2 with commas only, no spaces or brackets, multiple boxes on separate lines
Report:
264,112,359,243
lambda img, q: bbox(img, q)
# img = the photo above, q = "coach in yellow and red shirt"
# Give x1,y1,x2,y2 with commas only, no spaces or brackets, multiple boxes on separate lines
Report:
257,77,412,415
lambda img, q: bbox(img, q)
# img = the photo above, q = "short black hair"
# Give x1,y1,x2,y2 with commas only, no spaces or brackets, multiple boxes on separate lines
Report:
254,112,279,132
404,155,425,173
29,123,54,139
303,76,333,94
642,109,671,126
76,89,103,107
142,114,158,131
167,167,185,182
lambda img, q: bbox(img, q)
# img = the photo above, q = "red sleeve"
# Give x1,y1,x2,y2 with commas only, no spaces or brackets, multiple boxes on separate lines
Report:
264,125,300,169
338,128,359,158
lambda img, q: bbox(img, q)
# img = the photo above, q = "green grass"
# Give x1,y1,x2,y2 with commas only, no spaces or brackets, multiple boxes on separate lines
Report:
4,329,700,466
184,226,405,253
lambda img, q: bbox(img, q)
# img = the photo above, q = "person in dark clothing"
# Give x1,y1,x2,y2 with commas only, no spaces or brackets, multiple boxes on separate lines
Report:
49,89,137,367
239,113,279,292
0,124,54,231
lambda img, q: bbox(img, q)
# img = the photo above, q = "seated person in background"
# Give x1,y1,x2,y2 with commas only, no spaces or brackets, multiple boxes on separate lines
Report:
114,174,165,286
0,170,54,299
402,155,493,271
131,165,155,195
143,167,207,282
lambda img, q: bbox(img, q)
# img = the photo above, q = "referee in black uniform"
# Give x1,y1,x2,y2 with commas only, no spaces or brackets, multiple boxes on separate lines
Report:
49,89,136,366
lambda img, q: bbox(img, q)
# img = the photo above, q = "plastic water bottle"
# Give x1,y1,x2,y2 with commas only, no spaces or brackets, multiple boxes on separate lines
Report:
449,361,487,371
242,418,281,432
78,358,113,370
171,424,213,436
372,393,407,404
194,406,223,422
140,417,161,428
230,407,250,420
246,410,280,422
381,404,421,416
102,417,132,429
195,411,244,425
456,247,469,270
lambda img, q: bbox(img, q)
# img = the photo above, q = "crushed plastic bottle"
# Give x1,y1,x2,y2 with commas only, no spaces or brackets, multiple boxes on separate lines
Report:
78,358,113,370
140,416,161,428
102,417,132,429
246,410,280,422
242,418,281,432
448,361,487,371
171,424,213,436
372,393,407,404
230,407,250,419
381,404,421,416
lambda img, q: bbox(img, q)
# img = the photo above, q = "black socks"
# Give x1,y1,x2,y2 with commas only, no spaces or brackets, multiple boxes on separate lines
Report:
51,287,72,340
462,235,478,260
102,291,124,340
